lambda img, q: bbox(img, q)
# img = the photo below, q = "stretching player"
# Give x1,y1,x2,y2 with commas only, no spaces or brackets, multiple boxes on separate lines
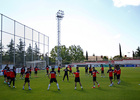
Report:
101,64,105,78
92,67,100,88
58,64,61,76
3,65,8,83
107,66,114,87
6,67,11,85
47,67,60,90
23,68,32,90
89,65,92,75
73,67,83,90
116,65,121,84
63,67,69,81
29,66,32,78
46,65,49,76
20,66,25,79
9,66,16,88
34,66,38,77
85,65,88,74
114,65,117,81
69,65,73,76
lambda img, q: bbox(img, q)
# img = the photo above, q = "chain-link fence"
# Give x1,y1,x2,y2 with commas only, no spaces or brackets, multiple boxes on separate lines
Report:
0,13,49,68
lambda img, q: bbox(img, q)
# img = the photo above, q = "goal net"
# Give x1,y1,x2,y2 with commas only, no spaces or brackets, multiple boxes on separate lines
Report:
26,60,46,70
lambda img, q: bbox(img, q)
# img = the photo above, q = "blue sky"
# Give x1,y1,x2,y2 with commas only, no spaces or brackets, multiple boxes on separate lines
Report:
0,0,140,58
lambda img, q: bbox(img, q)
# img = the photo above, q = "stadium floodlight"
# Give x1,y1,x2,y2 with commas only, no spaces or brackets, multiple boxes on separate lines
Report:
56,10,64,66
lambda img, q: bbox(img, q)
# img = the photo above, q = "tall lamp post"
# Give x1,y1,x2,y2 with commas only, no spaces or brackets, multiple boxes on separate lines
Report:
56,10,64,66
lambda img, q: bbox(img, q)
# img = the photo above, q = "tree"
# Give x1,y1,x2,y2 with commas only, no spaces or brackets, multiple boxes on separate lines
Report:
26,44,32,61
69,45,85,62
135,47,140,57
119,43,122,58
7,39,14,63
50,45,71,64
132,51,135,58
16,38,24,65
86,51,88,60
103,56,108,61
34,43,40,60
50,45,85,64
113,55,121,60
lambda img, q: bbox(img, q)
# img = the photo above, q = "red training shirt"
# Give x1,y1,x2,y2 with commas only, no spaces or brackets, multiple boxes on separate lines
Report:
73,70,80,78
92,70,99,77
50,71,56,78
107,69,114,77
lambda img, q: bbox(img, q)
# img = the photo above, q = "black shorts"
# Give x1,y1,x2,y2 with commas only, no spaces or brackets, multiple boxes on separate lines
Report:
89,71,92,73
109,77,113,80
93,77,96,81
58,70,60,73
117,75,120,79
30,71,31,74
75,77,80,82
47,70,49,74
85,69,88,72
11,78,15,81
25,78,30,83
50,78,57,83
101,70,104,73
35,71,37,74
70,70,72,73
7,76,11,80
21,72,24,75
4,75,7,77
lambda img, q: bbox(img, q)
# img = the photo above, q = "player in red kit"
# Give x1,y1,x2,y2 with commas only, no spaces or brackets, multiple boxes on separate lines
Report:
9,66,16,88
73,67,83,90
114,65,117,81
34,66,38,77
58,64,61,76
6,67,11,85
101,64,105,78
89,65,92,75
69,65,73,76
3,65,8,83
23,68,32,90
116,65,121,84
92,67,100,88
46,65,49,76
20,66,25,79
47,68,60,90
29,66,32,78
107,66,114,87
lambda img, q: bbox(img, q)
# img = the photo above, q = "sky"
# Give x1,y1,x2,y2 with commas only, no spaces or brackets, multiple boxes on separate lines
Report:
0,0,140,58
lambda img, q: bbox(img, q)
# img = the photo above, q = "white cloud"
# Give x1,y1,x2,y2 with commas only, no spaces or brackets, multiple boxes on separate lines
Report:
113,0,140,7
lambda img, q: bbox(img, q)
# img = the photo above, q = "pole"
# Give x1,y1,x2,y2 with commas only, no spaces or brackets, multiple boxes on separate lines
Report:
38,32,40,60
14,20,16,66
32,29,33,67
0,14,3,67
24,25,25,66
48,37,49,65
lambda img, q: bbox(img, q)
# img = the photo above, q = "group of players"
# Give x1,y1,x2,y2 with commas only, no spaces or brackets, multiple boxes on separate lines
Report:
2,64,121,90
2,64,39,90
46,64,121,90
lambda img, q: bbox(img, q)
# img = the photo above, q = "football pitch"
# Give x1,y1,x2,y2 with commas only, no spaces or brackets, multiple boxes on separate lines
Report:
0,67,140,100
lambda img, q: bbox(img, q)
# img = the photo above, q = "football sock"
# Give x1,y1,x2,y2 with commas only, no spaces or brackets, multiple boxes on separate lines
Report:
57,83,59,89
48,84,50,89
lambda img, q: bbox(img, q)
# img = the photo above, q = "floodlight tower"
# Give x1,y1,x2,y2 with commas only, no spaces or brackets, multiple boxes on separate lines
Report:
56,10,64,66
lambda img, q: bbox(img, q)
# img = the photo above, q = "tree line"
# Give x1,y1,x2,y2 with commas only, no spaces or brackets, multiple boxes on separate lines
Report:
1,39,46,66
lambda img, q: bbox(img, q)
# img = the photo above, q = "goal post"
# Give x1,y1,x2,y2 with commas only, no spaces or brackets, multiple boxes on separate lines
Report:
26,60,46,70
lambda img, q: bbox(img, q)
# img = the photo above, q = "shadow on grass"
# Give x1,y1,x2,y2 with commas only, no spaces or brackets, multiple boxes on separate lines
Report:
95,87,107,91
47,90,61,94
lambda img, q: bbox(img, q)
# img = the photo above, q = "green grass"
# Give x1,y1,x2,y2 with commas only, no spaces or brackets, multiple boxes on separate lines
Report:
0,67,140,100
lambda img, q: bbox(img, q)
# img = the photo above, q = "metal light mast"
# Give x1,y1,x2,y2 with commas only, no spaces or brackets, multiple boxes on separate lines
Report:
56,10,64,66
